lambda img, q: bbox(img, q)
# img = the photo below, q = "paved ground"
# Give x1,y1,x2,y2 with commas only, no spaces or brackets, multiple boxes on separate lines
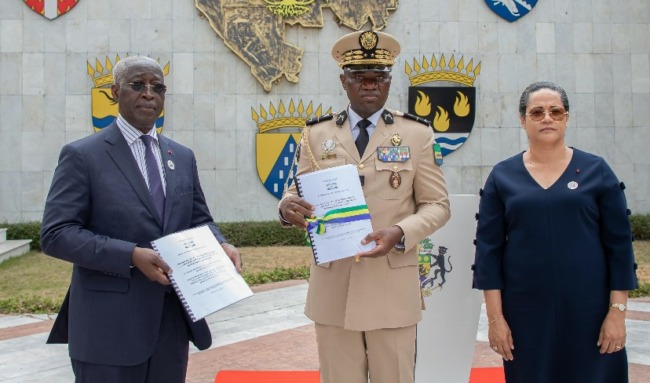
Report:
1,280,648,383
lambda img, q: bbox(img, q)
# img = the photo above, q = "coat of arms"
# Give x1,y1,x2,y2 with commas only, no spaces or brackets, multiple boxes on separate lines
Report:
484,0,538,22
23,0,79,20
406,54,481,157
252,100,331,199
418,238,453,296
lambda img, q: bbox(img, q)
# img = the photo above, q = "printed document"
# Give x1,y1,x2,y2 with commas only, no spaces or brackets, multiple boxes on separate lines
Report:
151,225,253,322
296,164,374,264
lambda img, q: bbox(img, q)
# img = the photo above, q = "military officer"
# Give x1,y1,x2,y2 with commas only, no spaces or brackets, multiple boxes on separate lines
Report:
279,30,450,383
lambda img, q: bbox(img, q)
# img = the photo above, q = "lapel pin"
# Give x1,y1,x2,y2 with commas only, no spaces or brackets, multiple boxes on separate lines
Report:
567,181,578,190
167,160,175,170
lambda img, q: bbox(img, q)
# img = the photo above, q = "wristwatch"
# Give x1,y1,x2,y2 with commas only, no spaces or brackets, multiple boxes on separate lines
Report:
609,303,627,312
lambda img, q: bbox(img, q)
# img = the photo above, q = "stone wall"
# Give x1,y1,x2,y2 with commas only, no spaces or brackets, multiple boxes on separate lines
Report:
0,0,648,222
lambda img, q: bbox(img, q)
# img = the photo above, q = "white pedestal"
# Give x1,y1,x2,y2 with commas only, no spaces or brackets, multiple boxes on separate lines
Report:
415,195,482,383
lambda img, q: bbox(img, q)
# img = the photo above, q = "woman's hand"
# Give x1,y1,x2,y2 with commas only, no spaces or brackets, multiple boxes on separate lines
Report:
488,315,515,361
597,310,627,353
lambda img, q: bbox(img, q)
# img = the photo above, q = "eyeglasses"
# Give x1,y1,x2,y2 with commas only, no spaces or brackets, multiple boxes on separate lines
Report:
526,108,568,122
346,73,391,85
124,81,167,94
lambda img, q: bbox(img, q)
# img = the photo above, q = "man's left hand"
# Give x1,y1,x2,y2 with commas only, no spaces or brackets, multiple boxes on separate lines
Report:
354,225,404,259
222,243,243,273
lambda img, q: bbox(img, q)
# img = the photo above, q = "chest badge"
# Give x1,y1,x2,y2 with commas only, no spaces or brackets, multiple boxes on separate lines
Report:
390,134,402,146
321,139,337,159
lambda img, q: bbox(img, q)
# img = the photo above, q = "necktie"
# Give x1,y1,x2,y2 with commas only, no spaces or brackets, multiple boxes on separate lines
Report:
140,135,165,221
355,119,371,157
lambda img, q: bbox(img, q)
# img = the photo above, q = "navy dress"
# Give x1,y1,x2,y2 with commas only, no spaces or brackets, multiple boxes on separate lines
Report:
473,148,637,383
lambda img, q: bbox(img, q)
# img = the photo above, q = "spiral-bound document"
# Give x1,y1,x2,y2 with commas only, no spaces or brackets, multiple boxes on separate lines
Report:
296,164,375,264
151,225,253,322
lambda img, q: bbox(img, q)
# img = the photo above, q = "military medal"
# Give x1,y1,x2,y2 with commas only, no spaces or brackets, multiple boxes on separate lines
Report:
321,139,336,159
377,146,410,162
390,133,402,146
389,170,401,189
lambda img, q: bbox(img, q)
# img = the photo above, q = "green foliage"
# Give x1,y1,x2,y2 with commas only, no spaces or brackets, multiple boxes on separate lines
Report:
631,214,650,241
3,215,650,249
0,221,41,251
630,283,650,298
0,295,62,314
217,221,306,247
0,220,307,250
242,266,310,286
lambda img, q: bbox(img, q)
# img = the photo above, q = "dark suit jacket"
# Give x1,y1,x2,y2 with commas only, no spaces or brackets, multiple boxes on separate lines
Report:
41,122,225,366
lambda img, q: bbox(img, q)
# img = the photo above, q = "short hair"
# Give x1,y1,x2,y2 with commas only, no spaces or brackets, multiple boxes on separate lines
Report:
112,56,163,85
518,81,570,117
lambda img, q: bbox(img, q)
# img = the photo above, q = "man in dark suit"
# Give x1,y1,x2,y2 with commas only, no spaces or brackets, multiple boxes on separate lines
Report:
41,55,241,383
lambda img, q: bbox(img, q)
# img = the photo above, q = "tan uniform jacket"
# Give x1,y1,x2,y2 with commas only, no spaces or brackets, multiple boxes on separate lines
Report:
284,109,450,331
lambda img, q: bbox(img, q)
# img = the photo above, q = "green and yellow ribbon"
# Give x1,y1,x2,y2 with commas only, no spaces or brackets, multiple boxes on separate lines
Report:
306,205,371,235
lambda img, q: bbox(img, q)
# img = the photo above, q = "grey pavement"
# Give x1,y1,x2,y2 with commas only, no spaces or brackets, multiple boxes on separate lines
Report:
0,282,648,382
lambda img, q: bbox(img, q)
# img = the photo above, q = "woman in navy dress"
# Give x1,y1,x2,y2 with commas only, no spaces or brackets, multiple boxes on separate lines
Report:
473,81,637,383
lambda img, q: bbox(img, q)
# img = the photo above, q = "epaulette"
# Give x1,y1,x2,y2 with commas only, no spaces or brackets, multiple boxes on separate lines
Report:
335,110,348,126
381,109,394,125
306,113,334,126
395,110,431,127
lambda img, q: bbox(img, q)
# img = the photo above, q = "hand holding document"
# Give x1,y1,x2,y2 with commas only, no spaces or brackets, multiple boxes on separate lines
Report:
151,226,253,322
295,164,374,264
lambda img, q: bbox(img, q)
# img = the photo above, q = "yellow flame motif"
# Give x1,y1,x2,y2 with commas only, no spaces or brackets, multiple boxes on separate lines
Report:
433,106,450,132
263,0,314,17
454,91,470,117
414,90,432,117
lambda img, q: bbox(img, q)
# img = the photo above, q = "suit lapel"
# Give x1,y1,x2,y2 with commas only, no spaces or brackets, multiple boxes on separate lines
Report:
158,137,176,229
335,124,360,161
104,123,163,227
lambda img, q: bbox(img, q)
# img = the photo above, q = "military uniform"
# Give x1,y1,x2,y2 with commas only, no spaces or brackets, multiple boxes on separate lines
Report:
280,30,450,383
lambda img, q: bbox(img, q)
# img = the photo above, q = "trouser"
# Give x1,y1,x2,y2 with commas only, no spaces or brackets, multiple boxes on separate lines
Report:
315,323,417,383
71,292,190,383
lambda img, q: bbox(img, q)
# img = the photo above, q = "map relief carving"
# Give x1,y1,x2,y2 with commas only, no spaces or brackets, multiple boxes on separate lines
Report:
195,0,398,91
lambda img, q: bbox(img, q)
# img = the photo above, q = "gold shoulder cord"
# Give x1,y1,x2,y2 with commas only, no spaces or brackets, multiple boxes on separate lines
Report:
302,126,321,171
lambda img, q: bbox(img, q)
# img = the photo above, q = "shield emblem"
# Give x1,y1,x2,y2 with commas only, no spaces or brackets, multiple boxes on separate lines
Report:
256,132,302,199
253,100,331,199
88,55,168,133
405,54,480,157
483,0,538,22
408,87,476,157
24,0,79,20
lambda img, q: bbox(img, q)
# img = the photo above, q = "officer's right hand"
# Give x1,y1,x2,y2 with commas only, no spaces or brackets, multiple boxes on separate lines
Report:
279,195,315,230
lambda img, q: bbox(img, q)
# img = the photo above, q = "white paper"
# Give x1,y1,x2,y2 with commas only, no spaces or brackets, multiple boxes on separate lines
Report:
151,226,253,322
296,164,374,264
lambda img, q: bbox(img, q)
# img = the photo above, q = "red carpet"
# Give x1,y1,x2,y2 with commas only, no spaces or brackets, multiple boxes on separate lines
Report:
215,367,505,382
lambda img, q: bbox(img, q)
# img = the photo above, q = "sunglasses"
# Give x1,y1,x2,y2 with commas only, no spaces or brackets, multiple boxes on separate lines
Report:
346,73,392,85
526,107,568,122
124,81,167,94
